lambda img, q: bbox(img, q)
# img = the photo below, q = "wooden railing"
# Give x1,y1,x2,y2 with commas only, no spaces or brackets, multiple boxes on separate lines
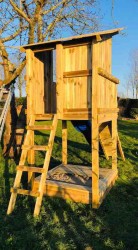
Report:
98,67,119,84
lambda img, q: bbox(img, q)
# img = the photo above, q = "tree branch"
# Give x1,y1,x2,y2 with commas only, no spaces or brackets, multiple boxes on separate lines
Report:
9,0,31,24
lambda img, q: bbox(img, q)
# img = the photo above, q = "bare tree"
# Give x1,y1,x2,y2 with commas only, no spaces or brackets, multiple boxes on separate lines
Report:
0,0,100,87
0,0,100,156
128,50,138,99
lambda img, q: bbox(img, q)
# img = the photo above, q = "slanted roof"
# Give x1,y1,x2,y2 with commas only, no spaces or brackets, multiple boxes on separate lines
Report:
22,27,123,51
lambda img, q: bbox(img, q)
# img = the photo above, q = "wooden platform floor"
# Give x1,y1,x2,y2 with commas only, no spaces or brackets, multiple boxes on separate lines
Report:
32,164,118,206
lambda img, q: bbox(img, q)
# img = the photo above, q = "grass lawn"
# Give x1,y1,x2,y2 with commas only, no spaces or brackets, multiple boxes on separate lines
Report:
0,119,138,250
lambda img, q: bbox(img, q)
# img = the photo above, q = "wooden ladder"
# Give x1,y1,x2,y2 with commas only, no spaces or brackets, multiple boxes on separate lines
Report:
0,86,13,141
99,122,125,161
7,114,58,216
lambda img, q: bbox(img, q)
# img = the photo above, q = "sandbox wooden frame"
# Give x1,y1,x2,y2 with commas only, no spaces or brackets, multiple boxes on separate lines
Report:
22,28,123,208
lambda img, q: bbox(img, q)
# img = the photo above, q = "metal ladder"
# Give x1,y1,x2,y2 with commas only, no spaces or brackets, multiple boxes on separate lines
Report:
0,86,13,141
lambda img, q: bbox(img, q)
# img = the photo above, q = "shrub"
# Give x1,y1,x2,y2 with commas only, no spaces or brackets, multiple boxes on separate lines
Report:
130,108,138,119
15,97,26,107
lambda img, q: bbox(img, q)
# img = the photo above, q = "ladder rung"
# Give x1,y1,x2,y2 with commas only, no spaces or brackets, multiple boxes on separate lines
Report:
16,132,24,136
10,188,40,197
26,125,53,130
35,114,54,120
0,100,6,102
16,166,45,173
0,89,9,93
22,145,48,151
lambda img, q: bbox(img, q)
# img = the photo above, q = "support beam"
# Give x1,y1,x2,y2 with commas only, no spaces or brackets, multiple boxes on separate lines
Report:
27,115,35,186
56,43,63,119
62,120,67,165
112,119,117,170
26,49,35,124
92,40,100,208
98,67,119,84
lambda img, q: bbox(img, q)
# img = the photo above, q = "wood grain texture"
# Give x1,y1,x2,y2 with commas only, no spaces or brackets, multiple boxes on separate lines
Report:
34,115,58,216
56,44,63,118
98,67,119,84
32,165,118,206
63,44,92,111
62,120,67,165
91,40,100,207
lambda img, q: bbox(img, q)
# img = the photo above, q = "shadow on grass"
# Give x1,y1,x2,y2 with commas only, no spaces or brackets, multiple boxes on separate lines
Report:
118,120,138,139
0,178,137,250
35,131,90,152
35,132,91,168
0,120,137,249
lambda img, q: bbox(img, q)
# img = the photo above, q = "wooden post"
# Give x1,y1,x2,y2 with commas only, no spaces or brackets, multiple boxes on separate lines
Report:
26,49,35,123
43,51,53,113
26,50,35,184
56,44,63,119
62,120,67,165
91,40,100,208
112,118,117,170
27,131,35,185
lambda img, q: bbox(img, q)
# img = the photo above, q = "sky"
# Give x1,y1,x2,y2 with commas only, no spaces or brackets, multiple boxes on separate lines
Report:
10,0,138,97
100,0,138,97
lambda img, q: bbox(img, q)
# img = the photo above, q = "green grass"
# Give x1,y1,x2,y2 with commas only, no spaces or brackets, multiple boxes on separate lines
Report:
0,120,138,250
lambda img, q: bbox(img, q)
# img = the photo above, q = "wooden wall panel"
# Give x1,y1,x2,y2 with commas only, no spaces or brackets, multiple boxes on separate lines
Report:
63,45,91,71
56,44,63,117
35,51,54,113
63,76,91,109
33,56,44,114
63,45,92,111
97,38,117,109
26,50,45,117
26,49,35,122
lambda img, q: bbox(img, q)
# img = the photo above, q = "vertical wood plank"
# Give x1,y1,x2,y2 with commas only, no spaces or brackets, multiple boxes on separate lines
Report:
63,45,92,111
26,49,35,179
26,49,35,124
27,115,35,185
27,130,35,184
62,120,67,164
112,118,117,170
56,44,63,118
35,55,44,114
91,40,100,208
43,51,53,113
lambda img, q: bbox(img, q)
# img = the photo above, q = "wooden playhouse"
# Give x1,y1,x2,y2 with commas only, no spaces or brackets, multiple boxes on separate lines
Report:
7,28,125,216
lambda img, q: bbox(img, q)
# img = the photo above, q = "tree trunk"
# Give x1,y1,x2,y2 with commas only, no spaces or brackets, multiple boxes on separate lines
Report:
3,93,18,158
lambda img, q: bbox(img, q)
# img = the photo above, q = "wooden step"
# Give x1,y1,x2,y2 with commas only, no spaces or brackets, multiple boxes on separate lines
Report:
117,135,125,161
22,145,48,151
11,188,40,197
0,100,6,103
35,114,54,120
26,125,53,130
15,131,24,135
16,166,45,173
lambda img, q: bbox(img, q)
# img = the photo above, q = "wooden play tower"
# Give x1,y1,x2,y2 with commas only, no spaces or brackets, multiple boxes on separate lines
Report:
7,28,124,216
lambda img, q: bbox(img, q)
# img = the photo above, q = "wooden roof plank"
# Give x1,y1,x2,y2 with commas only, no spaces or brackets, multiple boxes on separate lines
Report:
22,27,124,50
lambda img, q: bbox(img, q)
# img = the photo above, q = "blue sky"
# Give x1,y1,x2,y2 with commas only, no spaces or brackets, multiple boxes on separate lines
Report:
12,0,138,97
100,0,138,97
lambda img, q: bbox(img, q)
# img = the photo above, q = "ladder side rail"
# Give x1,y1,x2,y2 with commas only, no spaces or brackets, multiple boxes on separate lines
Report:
0,88,13,140
0,88,13,125
7,115,35,214
0,86,9,101
0,88,4,101
34,114,58,216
